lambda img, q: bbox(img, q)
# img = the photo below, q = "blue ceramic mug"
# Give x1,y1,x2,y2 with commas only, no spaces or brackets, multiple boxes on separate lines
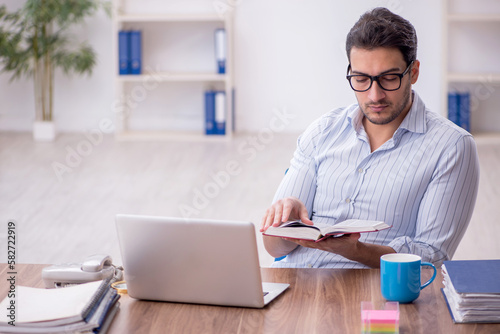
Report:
380,253,437,303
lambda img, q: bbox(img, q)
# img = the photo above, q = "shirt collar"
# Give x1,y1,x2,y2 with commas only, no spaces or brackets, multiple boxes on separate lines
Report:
347,90,427,135
399,91,426,134
347,104,364,134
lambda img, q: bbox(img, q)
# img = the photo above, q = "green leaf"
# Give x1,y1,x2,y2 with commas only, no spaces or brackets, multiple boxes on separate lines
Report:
52,42,96,76
0,0,107,80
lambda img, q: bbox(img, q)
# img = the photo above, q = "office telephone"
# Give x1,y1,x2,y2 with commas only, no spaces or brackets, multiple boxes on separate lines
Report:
42,254,123,288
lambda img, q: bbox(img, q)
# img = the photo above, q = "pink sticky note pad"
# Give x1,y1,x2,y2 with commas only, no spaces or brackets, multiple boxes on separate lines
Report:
362,309,399,323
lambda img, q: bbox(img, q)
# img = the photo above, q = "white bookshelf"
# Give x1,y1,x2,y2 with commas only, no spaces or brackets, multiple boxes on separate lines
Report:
116,13,225,22
112,1,234,140
447,73,500,84
442,0,500,133
116,72,227,83
447,14,500,22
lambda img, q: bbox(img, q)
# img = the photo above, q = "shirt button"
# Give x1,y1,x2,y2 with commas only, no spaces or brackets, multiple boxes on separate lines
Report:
307,264,313,268
358,168,363,173
345,198,351,203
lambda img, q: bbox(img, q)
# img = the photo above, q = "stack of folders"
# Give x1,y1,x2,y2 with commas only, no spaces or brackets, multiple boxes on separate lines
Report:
0,279,120,333
205,90,226,135
441,259,500,323
118,30,142,75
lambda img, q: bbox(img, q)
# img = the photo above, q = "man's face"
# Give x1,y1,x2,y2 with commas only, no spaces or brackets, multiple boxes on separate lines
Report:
349,47,419,126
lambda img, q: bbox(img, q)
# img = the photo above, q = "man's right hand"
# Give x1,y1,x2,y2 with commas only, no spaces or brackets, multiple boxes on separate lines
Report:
260,196,313,232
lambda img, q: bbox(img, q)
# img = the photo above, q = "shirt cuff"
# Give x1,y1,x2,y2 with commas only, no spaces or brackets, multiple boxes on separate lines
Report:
388,236,447,268
388,236,412,254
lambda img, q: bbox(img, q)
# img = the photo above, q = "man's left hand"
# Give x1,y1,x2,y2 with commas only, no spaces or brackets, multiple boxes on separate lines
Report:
283,233,361,255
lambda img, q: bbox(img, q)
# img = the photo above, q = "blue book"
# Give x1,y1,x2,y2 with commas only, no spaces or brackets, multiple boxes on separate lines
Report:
129,30,142,75
447,92,459,127
458,92,470,132
214,28,226,74
118,31,130,75
204,91,216,135
214,91,226,135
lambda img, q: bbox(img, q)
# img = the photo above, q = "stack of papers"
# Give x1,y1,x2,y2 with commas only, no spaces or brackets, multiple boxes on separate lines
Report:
441,260,500,323
0,279,120,333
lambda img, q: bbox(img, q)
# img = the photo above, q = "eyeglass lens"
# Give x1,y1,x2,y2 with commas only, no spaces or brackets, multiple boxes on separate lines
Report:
350,74,401,91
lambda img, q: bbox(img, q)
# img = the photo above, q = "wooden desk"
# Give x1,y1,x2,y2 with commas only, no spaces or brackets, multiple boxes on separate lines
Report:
2,264,500,333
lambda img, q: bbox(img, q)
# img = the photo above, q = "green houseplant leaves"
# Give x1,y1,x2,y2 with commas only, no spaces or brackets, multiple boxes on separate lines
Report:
0,0,110,122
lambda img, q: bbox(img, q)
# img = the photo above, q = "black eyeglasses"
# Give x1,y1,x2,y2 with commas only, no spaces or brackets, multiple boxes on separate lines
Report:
346,61,414,92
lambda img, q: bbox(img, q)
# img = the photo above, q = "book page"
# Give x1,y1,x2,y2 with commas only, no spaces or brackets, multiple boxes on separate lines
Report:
323,219,389,234
280,220,321,230
264,222,322,240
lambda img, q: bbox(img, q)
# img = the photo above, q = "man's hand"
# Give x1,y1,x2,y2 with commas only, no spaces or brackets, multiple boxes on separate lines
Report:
260,197,395,266
284,233,396,268
260,197,313,232
284,233,361,255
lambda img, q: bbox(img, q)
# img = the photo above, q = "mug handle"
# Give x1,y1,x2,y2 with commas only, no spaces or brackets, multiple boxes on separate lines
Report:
420,262,437,289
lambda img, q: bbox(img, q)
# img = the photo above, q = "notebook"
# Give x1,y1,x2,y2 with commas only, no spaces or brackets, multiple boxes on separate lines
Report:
115,214,289,308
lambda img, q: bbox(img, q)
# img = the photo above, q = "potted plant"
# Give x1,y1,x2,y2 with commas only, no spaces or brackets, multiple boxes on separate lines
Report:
0,0,110,141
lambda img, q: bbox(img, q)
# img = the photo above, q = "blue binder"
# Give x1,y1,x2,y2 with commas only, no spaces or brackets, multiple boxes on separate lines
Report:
447,92,459,127
130,30,142,75
204,91,216,135
458,92,470,132
118,31,130,75
214,28,226,74
442,259,500,323
214,91,226,135
443,260,500,294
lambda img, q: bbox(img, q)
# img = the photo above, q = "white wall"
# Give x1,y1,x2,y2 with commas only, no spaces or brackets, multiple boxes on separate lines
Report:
0,0,443,135
235,0,443,133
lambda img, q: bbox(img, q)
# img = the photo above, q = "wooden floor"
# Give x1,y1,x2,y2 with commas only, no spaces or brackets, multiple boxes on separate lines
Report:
1,132,499,267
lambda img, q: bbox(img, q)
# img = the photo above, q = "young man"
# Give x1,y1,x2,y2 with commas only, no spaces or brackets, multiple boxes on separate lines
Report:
260,8,479,269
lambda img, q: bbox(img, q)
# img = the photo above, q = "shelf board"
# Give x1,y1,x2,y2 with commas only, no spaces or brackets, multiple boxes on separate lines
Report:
117,72,227,83
115,130,231,142
116,13,225,23
448,14,500,22
447,73,500,83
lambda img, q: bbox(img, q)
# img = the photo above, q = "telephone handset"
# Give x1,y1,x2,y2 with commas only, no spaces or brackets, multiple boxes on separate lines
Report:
42,254,123,288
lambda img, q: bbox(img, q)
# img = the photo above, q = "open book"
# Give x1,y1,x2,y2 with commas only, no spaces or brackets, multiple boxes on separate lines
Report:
263,219,390,242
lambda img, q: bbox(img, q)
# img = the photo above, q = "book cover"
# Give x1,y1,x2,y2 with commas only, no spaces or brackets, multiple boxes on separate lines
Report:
443,260,500,294
118,31,130,75
130,30,142,75
215,28,226,74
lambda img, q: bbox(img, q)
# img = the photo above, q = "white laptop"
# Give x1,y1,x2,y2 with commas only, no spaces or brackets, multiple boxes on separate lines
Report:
115,214,289,308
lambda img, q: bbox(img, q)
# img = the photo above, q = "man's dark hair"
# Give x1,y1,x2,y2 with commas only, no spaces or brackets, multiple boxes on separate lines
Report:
346,7,417,66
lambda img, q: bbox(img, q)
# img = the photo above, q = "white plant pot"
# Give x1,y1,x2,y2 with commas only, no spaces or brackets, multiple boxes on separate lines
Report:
33,121,56,141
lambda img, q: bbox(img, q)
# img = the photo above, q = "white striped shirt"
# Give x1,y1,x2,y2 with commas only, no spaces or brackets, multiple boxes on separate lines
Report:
272,91,480,269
